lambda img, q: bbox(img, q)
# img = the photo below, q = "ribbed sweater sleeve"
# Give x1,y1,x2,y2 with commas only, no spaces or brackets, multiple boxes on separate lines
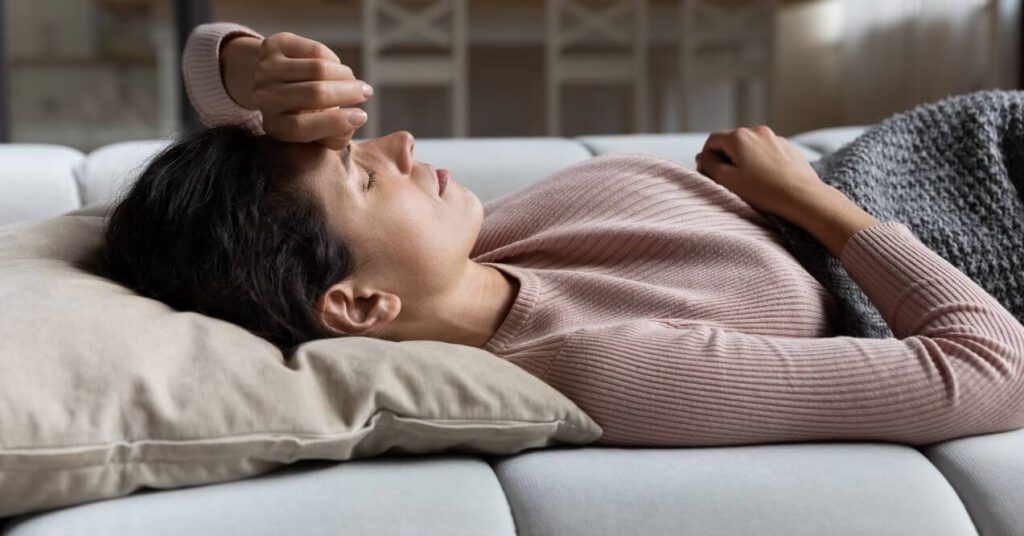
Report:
182,22,265,133
542,221,1024,448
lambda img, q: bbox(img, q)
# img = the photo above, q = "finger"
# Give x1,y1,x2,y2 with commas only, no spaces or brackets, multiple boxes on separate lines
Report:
261,57,355,83
701,131,739,165
696,147,737,183
266,107,368,144
268,32,341,63
258,80,372,114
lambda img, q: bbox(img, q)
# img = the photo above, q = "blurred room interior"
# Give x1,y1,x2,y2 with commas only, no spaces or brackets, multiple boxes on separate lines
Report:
0,0,1019,151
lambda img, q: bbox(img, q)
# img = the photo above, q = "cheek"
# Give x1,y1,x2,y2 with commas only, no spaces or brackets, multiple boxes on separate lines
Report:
377,191,450,261
387,189,436,234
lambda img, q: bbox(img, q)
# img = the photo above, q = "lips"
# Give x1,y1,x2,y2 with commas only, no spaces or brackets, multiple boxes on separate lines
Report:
437,168,450,195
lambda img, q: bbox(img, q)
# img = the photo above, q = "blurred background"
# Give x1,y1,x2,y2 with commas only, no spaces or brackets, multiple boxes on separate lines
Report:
0,0,1019,151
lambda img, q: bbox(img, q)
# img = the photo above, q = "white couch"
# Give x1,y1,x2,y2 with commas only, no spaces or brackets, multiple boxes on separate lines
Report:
2,127,1023,535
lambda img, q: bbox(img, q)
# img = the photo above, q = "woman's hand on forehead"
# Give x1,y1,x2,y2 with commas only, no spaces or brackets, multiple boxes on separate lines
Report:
253,32,374,151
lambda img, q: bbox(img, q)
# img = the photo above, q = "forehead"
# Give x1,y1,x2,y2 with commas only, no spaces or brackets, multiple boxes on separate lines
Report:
278,143,337,192
280,143,361,230
282,142,331,175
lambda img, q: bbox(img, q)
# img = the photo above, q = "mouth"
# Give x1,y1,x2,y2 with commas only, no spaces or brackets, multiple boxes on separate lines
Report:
436,168,450,196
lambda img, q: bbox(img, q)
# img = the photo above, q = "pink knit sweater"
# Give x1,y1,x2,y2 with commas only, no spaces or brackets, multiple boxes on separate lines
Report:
184,23,1024,447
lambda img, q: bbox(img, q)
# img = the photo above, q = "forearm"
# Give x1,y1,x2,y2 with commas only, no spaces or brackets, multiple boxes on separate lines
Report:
786,185,883,258
220,35,262,110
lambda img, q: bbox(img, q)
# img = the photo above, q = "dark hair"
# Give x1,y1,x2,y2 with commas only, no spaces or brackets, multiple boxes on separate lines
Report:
103,124,358,351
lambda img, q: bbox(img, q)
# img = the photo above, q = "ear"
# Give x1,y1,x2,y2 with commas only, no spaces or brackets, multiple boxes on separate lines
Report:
317,279,401,336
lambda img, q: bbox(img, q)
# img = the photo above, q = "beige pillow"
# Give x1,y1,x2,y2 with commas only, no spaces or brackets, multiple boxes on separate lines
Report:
0,203,601,518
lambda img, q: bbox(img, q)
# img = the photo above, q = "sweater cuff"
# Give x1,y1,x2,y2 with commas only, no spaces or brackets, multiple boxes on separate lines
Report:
839,221,994,338
839,221,914,317
182,22,265,132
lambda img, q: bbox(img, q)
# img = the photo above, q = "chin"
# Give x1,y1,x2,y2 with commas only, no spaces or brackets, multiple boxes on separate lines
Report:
469,194,485,226
461,197,486,252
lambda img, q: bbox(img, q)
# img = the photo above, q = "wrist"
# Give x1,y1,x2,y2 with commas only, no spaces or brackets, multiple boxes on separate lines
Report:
220,35,262,110
789,185,882,258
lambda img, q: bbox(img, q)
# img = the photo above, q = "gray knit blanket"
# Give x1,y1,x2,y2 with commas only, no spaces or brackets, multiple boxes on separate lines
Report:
759,90,1024,339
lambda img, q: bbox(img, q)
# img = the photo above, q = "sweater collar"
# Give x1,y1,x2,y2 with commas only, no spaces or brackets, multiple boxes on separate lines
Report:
477,262,539,354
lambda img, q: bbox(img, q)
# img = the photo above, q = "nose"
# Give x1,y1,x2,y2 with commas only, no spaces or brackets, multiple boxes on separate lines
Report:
387,130,415,175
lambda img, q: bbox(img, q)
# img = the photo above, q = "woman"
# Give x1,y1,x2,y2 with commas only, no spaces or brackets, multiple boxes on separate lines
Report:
104,22,1024,448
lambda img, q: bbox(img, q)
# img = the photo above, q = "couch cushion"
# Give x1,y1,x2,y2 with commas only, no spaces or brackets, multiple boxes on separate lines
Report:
924,427,1024,536
0,144,84,226
76,140,172,207
788,126,869,156
3,456,516,536
0,208,601,518
490,444,977,536
576,133,824,168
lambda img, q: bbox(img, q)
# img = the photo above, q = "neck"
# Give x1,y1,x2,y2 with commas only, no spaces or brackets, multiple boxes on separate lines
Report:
383,260,518,348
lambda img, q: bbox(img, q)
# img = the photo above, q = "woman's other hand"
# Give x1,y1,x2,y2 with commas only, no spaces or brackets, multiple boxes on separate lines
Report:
695,126,830,222
223,32,372,150
696,126,881,257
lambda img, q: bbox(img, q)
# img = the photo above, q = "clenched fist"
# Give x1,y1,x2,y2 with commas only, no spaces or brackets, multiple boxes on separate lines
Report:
696,125,883,257
695,126,831,221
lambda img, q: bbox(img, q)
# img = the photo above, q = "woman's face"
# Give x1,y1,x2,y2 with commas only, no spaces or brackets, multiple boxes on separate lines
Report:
292,130,484,314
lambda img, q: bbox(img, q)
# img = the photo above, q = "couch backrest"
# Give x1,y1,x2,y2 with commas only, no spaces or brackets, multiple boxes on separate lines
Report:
0,144,86,226
0,127,866,226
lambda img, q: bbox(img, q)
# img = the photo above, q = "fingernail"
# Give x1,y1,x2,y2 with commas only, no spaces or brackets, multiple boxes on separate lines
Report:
348,109,368,126
361,83,373,98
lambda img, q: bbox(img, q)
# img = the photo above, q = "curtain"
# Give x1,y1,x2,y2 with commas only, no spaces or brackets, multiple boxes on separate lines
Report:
839,0,1016,124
